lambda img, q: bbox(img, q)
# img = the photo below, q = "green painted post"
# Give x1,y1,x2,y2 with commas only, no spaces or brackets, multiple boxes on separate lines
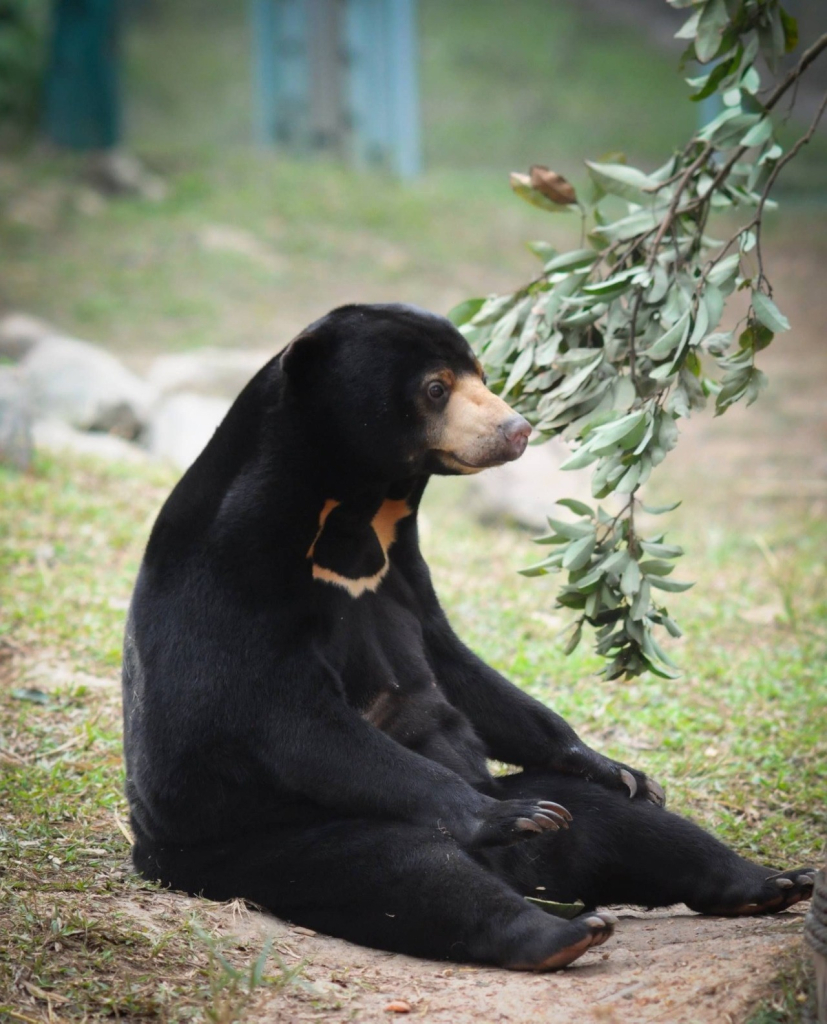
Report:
43,0,121,150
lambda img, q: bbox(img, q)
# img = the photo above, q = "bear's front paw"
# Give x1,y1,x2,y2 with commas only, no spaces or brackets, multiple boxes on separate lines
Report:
559,747,665,807
466,798,573,849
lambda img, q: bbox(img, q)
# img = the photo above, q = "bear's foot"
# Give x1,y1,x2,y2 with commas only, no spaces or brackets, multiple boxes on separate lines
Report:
506,911,616,971
693,867,815,917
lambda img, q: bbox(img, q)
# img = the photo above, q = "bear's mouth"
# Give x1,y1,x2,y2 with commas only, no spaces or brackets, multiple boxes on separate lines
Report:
434,450,513,474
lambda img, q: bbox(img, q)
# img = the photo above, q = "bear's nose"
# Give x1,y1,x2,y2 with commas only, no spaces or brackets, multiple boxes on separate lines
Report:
500,414,532,459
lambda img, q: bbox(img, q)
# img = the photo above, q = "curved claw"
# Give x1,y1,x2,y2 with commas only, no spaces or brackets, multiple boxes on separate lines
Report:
619,768,638,799
532,813,562,831
516,817,543,834
646,778,666,806
775,877,794,889
537,800,573,822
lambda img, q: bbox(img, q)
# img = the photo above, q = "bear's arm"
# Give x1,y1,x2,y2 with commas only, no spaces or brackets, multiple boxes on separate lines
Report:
257,653,499,840
414,576,656,799
424,614,586,767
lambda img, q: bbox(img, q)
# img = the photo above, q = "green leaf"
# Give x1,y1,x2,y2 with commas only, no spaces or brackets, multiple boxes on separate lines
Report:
695,0,729,63
741,117,773,148
779,8,798,53
589,209,661,245
527,241,557,262
562,623,583,656
519,563,550,578
447,298,485,327
577,264,642,296
744,367,768,406
502,343,535,396
647,311,690,360
690,52,739,101
630,578,651,620
639,559,675,576
577,550,629,588
543,249,599,274
560,446,599,471
586,411,647,451
546,517,595,539
471,294,515,326
707,253,740,289
615,462,642,494
585,162,658,205
620,558,642,597
563,533,597,570
648,576,695,593
639,541,684,559
525,896,587,919
556,498,594,517
752,292,790,332
640,500,681,515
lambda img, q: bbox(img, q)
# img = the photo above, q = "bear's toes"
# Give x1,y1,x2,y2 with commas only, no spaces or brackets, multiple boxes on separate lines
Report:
705,867,815,916
506,912,617,972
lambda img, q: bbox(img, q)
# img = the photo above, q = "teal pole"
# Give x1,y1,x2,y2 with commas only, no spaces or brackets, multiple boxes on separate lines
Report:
43,0,121,150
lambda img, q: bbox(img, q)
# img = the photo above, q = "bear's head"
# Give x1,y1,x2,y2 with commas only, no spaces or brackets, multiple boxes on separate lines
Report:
280,303,531,482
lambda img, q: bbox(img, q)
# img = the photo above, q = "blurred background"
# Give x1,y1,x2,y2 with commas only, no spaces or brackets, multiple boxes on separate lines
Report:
0,0,825,353
1,0,824,497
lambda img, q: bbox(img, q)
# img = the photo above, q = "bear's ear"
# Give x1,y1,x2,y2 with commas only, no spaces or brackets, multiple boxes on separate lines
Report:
279,327,332,383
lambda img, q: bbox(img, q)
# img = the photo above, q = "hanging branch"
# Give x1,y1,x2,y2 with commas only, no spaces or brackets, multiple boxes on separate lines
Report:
450,2,827,680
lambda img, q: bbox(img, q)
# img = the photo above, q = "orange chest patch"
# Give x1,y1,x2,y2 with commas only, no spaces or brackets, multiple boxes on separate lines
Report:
307,498,411,598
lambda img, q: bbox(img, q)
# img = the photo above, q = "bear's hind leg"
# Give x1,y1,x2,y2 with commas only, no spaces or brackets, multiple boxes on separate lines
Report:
492,773,814,917
135,819,616,969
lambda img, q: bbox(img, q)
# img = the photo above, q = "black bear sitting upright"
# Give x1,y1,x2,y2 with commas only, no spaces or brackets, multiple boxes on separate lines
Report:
123,304,813,970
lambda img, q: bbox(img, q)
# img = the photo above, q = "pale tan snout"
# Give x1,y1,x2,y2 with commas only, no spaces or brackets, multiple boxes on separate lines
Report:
433,375,532,474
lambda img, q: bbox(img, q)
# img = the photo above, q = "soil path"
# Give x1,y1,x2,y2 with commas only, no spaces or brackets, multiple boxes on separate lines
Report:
181,898,808,1024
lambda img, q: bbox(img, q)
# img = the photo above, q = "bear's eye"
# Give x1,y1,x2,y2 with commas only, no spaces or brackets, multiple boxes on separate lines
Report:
427,381,447,402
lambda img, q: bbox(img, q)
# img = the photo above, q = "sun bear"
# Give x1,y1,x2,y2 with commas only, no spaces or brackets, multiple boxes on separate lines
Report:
122,303,813,970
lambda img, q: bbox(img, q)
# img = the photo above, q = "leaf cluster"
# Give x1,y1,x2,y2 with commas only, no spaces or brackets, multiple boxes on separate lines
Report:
451,0,823,678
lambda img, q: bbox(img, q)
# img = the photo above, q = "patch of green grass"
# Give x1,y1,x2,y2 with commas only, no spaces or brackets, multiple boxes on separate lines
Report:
744,950,819,1024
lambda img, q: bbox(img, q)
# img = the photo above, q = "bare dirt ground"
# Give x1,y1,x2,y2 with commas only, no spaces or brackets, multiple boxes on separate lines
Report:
188,899,810,1024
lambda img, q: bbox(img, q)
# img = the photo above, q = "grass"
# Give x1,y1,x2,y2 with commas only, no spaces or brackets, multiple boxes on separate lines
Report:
744,951,819,1023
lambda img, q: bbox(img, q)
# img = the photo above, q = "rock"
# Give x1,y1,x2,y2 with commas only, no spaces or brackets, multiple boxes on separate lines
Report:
33,419,150,464
145,392,231,470
147,348,271,399
22,335,157,438
0,367,34,470
0,313,55,360
466,438,597,532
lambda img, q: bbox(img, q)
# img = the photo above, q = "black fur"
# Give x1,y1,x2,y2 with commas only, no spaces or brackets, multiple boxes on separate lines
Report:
123,304,813,970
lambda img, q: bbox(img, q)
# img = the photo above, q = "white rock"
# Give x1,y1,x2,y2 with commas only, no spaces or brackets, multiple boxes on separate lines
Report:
147,348,270,398
145,392,231,470
22,334,157,438
0,313,56,360
0,366,33,470
33,419,150,464
467,438,597,532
